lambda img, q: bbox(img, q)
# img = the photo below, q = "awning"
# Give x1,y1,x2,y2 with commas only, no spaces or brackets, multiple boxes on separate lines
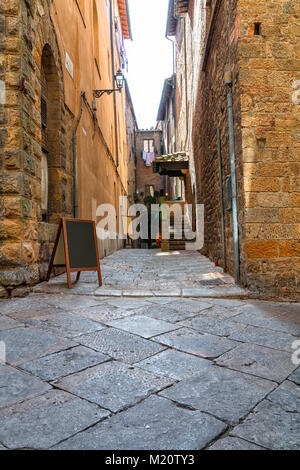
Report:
153,152,189,177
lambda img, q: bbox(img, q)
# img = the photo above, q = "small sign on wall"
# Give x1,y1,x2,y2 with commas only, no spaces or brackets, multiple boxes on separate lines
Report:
292,80,300,105
65,52,74,79
0,80,6,105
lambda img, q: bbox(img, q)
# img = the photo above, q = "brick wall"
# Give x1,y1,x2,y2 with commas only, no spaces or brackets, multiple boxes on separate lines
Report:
135,130,165,197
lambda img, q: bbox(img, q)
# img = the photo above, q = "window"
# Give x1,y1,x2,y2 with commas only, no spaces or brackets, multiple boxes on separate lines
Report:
144,139,154,153
145,185,155,197
254,22,262,36
41,98,47,128
40,44,61,223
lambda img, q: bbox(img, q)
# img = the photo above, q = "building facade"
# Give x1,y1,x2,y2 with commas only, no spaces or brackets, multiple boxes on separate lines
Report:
0,0,132,297
135,129,165,200
125,79,137,205
164,0,300,299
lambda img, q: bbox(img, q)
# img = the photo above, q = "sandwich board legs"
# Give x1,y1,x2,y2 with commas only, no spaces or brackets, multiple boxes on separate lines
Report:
47,218,102,290
46,220,63,282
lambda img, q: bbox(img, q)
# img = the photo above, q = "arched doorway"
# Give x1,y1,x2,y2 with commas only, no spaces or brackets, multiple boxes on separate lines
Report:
40,44,61,223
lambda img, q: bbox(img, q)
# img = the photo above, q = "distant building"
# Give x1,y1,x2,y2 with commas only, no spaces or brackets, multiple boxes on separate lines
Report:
125,80,138,206
135,129,165,201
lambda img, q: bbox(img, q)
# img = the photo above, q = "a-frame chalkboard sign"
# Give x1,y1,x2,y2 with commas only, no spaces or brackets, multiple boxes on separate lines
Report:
47,218,102,289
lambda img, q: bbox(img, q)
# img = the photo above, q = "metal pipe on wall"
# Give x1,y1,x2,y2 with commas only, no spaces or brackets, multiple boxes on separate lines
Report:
110,0,119,167
227,90,240,282
217,127,226,271
72,91,85,219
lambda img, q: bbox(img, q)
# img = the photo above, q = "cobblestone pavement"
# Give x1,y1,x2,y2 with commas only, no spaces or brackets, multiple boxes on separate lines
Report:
0,250,299,450
34,249,248,298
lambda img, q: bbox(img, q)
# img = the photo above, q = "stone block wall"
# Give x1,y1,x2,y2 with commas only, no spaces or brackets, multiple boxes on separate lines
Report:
193,0,245,282
0,0,73,297
192,0,299,298
238,0,300,298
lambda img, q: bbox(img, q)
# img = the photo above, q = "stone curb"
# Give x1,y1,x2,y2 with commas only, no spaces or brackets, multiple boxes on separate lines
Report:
33,283,249,299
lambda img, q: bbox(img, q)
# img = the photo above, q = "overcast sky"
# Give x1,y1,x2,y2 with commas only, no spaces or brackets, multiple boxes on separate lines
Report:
125,0,173,129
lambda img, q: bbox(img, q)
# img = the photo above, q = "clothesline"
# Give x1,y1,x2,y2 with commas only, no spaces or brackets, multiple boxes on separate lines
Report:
142,152,155,167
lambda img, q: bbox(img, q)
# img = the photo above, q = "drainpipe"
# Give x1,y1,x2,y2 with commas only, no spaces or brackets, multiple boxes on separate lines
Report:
110,0,119,167
226,83,240,282
217,127,226,271
72,91,85,219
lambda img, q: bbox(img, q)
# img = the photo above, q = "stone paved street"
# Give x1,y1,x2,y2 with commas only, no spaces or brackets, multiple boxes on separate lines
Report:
0,250,299,450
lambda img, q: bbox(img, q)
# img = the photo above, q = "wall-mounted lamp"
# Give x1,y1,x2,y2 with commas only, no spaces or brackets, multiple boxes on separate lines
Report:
93,69,125,99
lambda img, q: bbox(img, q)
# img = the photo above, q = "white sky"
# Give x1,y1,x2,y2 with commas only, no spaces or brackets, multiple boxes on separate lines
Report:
125,0,173,129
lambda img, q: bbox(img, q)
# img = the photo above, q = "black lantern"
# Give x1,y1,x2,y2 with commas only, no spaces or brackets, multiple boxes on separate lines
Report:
93,69,125,99
115,69,124,90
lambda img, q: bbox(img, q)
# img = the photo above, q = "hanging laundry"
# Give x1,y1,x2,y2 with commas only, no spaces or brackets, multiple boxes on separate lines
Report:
142,152,147,162
145,153,152,166
150,152,155,163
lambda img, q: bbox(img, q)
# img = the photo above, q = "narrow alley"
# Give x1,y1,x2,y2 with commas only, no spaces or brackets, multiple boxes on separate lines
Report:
0,0,299,454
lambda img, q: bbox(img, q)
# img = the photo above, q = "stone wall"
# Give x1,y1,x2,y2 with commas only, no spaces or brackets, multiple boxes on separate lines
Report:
0,0,73,297
238,0,300,298
192,0,300,298
193,0,245,282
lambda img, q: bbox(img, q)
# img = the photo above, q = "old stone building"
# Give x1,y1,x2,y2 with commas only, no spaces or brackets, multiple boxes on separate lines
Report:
164,0,300,299
0,0,133,297
125,79,138,205
135,129,165,199
157,75,184,201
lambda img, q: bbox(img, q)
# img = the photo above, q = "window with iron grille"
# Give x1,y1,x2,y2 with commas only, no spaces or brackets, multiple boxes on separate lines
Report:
41,97,47,128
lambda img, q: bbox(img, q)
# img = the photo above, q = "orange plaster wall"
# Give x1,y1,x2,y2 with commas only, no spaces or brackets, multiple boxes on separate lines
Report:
51,0,129,226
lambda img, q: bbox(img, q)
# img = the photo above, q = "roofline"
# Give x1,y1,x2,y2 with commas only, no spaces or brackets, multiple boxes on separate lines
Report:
166,0,176,37
125,79,138,129
117,0,133,41
125,0,133,40
157,76,174,122
166,0,190,37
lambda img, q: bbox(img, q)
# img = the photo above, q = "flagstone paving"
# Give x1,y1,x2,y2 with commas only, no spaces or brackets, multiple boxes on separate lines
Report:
19,346,111,382
78,328,166,364
0,249,299,449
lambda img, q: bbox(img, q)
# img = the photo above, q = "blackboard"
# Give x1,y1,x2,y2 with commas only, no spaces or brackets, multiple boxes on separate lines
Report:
65,220,98,269
47,218,102,289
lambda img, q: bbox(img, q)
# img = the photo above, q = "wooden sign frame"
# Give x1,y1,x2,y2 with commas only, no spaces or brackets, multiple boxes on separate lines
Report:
47,218,102,289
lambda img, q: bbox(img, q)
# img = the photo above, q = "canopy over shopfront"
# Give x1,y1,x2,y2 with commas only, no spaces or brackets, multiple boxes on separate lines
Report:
153,152,189,177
